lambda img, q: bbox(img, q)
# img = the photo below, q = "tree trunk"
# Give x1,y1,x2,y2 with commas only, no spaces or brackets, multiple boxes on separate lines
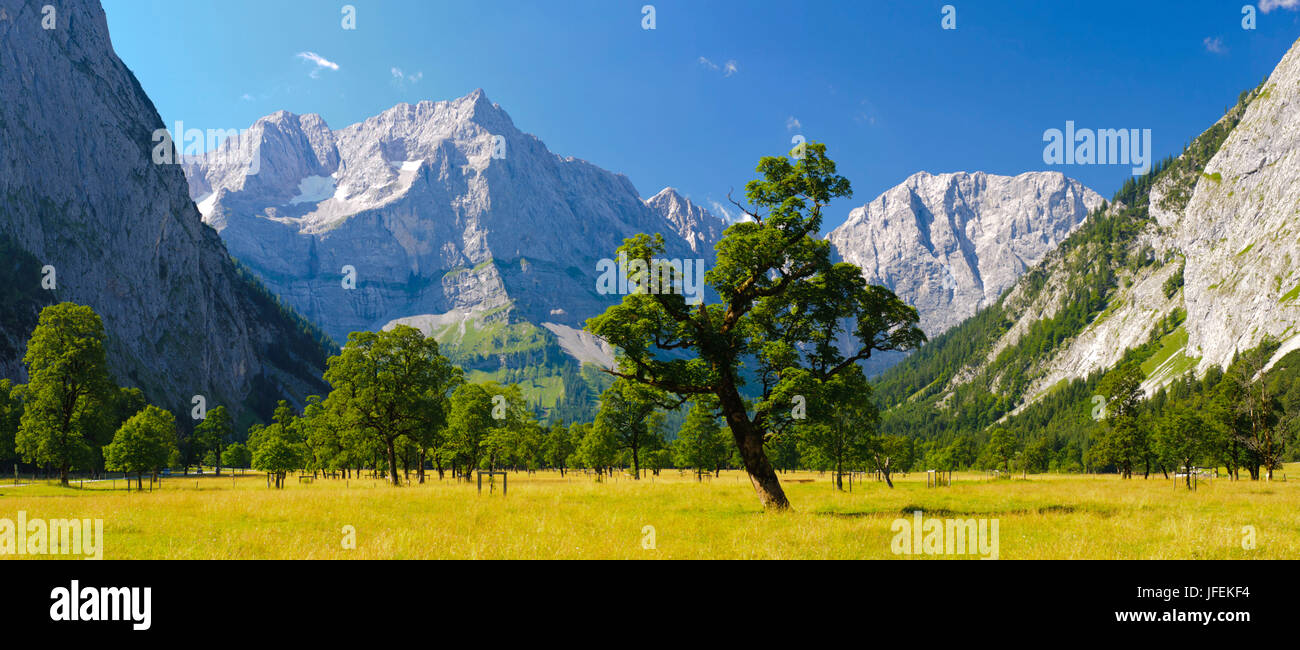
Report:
385,439,401,486
718,381,789,509
631,444,640,480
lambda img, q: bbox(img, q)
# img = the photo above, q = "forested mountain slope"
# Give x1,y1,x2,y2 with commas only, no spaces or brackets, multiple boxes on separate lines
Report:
877,37,1300,452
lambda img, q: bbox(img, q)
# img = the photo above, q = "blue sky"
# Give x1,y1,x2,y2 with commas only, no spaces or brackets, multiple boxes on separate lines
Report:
103,0,1300,232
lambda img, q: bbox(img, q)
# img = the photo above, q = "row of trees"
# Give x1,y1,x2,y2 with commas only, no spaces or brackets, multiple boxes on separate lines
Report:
0,304,925,491
0,304,183,488
12,304,1287,496
1089,340,1296,485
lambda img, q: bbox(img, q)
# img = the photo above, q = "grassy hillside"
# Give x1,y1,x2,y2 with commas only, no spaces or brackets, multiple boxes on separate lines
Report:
430,312,609,422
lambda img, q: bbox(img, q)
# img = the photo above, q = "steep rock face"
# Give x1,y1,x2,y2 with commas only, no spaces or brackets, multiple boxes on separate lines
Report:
646,187,727,254
185,93,726,345
1173,38,1300,373
828,171,1103,338
1011,38,1300,406
880,40,1300,423
0,0,328,418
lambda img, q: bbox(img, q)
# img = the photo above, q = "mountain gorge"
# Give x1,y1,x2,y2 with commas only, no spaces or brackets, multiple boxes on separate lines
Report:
0,0,330,424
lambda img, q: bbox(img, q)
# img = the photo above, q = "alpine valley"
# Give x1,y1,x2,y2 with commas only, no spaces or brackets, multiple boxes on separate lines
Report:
183,94,1105,419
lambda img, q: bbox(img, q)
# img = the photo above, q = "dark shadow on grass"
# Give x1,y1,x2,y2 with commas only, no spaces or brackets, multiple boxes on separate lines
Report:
814,504,1084,519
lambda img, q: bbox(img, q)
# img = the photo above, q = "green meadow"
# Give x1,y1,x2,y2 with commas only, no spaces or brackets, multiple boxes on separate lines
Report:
3,464,1296,560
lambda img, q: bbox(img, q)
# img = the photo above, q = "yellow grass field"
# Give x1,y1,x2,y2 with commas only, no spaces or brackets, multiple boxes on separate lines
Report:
2,464,1297,559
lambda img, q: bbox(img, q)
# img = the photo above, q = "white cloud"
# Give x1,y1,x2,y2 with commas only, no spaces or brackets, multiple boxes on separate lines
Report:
698,57,738,77
391,67,423,86
786,116,802,131
1203,36,1226,54
1260,0,1300,12
853,98,878,126
296,51,340,78
240,93,254,102
709,199,753,224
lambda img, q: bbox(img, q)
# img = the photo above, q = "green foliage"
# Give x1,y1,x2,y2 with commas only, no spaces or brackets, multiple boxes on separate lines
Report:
252,437,301,487
444,381,536,475
0,378,21,462
220,442,251,469
792,367,876,488
15,303,114,484
192,405,232,474
593,379,675,478
984,428,1021,471
587,142,924,509
104,405,178,488
673,397,730,478
322,325,461,485
1153,404,1208,488
575,419,618,475
1163,263,1185,299
866,433,915,486
550,363,603,424
1090,363,1147,477
249,401,304,487
543,420,578,474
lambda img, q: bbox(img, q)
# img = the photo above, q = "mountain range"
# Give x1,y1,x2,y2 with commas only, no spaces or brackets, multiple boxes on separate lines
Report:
184,94,1104,401
15,0,1288,435
182,93,727,375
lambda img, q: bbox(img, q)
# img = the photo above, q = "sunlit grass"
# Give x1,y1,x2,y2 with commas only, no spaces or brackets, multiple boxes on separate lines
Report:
2,464,1296,559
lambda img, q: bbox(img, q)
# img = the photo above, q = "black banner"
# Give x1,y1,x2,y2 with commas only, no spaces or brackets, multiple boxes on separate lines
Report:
1,560,1290,640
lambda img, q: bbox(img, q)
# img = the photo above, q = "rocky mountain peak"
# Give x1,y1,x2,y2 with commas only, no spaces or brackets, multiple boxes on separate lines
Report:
645,187,726,254
830,170,1103,338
